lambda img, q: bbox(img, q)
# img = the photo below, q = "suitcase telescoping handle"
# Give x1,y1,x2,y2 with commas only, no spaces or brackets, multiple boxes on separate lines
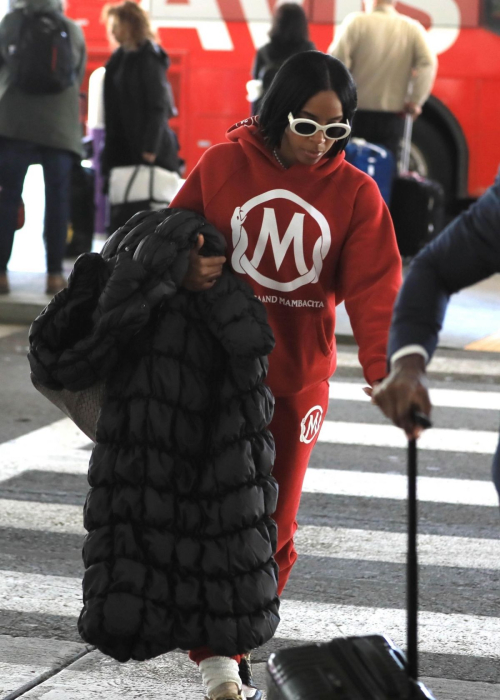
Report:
399,113,413,175
407,410,432,684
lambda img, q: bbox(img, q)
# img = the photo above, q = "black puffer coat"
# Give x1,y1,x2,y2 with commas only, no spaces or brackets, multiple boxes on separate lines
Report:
28,208,280,662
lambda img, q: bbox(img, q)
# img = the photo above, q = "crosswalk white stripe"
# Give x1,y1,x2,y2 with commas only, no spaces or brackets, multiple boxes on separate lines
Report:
295,526,500,570
1,415,496,491
336,351,500,377
0,419,90,483
0,571,81,617
1,421,497,507
1,418,89,454
279,599,500,659
319,420,498,454
0,499,84,535
1,570,498,659
1,464,496,519
303,468,499,507
3,497,497,571
329,381,500,411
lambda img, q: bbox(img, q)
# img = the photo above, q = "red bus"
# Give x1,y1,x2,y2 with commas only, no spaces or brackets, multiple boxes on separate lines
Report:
26,1,500,205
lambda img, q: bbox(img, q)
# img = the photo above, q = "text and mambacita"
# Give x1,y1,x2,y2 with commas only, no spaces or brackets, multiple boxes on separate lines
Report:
256,295,325,308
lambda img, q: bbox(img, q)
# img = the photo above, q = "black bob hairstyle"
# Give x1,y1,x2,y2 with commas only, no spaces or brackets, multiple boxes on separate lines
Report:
259,51,357,158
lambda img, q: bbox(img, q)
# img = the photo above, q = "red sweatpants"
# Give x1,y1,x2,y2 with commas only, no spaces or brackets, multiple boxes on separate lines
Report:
189,380,330,665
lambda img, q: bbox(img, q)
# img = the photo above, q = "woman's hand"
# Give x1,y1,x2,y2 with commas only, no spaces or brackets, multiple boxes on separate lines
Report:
362,379,382,398
182,234,227,291
142,152,156,163
371,354,432,440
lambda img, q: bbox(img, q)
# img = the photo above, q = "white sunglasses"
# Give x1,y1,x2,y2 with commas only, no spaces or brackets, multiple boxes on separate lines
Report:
288,112,351,141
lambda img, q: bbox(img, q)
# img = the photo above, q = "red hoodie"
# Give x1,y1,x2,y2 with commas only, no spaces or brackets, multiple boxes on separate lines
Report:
171,119,402,397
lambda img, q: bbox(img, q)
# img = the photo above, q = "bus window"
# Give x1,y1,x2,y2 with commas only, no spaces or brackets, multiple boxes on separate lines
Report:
483,0,500,33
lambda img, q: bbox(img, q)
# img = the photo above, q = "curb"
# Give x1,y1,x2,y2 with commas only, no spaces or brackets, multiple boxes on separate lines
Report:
0,299,46,325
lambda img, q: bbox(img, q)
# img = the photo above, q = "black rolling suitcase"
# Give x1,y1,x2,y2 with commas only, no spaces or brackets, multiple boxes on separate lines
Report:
390,116,444,257
266,414,436,700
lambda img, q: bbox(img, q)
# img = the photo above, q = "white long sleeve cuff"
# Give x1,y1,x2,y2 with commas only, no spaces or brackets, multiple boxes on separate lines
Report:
390,345,429,369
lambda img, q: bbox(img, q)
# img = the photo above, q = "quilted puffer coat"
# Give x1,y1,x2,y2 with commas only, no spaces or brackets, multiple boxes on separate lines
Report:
28,208,280,662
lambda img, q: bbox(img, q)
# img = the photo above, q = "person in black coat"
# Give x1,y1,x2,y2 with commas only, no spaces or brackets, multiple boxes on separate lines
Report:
248,3,315,115
372,165,500,500
101,1,181,230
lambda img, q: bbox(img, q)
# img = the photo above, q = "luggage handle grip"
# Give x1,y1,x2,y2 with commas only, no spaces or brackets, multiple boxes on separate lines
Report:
412,410,432,430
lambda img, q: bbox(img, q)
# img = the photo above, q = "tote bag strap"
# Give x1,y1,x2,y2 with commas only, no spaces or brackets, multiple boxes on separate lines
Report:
398,114,413,175
123,165,142,203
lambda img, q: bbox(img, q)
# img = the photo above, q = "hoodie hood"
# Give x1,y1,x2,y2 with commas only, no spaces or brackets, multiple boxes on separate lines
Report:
226,116,346,178
13,0,63,12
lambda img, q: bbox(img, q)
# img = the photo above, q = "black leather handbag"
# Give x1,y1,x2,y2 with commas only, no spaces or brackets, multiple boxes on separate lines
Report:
266,414,436,700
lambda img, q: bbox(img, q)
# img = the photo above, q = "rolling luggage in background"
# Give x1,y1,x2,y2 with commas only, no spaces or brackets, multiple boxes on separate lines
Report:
345,138,395,204
390,116,445,257
266,414,436,700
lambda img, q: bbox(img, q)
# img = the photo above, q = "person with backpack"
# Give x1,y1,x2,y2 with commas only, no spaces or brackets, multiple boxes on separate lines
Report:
248,3,315,116
0,0,86,296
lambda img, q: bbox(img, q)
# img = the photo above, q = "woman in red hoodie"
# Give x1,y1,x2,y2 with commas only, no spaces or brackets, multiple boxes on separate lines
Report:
171,50,402,700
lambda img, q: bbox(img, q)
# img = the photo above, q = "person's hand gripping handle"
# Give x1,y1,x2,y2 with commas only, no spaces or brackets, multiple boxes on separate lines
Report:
371,354,432,439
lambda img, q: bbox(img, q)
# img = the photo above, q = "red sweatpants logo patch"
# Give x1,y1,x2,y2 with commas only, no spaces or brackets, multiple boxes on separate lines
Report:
300,405,324,444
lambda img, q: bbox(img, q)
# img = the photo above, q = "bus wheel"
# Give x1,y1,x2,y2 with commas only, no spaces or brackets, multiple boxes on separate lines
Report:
409,118,455,211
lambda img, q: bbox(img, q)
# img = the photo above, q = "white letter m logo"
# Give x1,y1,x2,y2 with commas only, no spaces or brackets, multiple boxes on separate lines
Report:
250,207,307,274
300,405,324,444
230,189,331,292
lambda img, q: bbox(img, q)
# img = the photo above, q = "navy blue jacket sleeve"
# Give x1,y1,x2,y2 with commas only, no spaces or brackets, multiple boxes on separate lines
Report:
388,166,500,360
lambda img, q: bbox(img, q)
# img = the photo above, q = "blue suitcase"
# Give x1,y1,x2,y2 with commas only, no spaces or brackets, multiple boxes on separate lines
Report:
345,138,395,204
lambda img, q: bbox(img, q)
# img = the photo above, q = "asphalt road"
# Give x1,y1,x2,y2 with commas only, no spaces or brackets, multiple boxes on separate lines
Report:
0,325,499,699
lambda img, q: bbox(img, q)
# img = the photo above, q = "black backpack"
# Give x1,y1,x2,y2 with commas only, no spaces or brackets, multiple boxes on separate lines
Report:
9,10,75,94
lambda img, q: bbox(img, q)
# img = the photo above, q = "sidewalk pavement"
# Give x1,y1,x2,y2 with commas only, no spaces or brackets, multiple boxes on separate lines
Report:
2,262,500,354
